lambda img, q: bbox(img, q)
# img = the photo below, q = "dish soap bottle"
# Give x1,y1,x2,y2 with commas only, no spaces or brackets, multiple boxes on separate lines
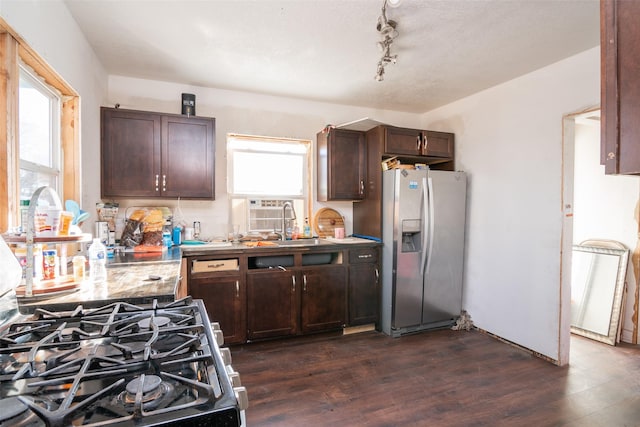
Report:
303,217,311,238
88,238,107,284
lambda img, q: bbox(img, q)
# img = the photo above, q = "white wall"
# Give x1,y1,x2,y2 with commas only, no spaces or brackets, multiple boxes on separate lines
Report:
105,76,422,239
0,0,108,207
419,47,600,362
573,121,640,343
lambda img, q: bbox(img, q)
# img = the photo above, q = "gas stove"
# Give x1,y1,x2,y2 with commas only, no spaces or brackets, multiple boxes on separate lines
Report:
0,297,247,427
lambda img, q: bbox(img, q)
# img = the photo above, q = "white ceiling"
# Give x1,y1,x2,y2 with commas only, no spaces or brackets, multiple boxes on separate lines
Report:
64,0,600,114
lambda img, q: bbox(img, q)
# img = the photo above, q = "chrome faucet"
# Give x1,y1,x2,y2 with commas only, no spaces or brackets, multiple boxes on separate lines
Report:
281,201,297,240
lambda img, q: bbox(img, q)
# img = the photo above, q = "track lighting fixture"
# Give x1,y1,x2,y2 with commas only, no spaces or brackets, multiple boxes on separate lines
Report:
374,0,400,81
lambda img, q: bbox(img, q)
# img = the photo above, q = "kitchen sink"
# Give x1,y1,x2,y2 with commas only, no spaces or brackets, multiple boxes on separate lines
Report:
253,252,335,268
274,239,334,247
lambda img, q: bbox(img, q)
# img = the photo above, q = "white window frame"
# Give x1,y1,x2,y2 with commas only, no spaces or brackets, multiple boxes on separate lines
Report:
18,64,62,201
227,133,312,234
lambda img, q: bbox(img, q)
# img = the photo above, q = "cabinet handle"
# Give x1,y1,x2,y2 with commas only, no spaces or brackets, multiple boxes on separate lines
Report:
292,275,296,292
375,268,379,284
360,180,365,196
155,174,159,192
416,135,422,153
303,274,307,291
358,254,373,259
235,280,239,298
162,174,166,191
422,133,428,152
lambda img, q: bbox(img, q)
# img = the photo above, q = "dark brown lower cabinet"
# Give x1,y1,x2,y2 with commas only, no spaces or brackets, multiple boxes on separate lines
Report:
187,245,378,344
189,275,246,345
300,265,347,333
246,265,347,341
246,269,298,340
348,246,380,326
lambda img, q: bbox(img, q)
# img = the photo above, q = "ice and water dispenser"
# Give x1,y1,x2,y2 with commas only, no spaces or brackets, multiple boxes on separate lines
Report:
401,219,422,253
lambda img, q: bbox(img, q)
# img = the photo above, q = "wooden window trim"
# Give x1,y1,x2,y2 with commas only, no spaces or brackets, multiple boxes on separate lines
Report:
0,17,80,232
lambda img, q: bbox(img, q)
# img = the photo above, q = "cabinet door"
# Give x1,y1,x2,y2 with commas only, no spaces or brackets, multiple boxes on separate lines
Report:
176,259,188,300
348,247,380,326
384,126,422,156
161,115,215,198
300,265,346,333
601,0,640,174
423,131,454,158
101,108,161,198
317,129,366,201
190,276,246,345
354,126,385,239
349,263,379,326
247,270,298,340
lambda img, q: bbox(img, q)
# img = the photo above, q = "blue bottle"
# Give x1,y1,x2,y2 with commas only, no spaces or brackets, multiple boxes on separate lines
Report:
172,226,182,246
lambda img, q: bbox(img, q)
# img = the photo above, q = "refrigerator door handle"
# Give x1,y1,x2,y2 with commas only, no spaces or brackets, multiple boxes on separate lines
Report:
420,177,429,274
426,176,436,275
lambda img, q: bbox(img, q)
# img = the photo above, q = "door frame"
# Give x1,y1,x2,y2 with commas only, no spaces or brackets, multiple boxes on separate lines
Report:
559,105,601,365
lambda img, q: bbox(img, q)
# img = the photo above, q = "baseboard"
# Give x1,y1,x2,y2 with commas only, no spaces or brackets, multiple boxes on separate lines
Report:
343,324,376,335
476,327,560,366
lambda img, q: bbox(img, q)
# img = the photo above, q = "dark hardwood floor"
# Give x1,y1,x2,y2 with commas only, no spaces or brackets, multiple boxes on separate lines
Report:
230,329,640,426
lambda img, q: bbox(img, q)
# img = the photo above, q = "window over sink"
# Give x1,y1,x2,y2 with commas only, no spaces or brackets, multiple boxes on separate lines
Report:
0,25,80,232
19,65,62,200
227,134,311,235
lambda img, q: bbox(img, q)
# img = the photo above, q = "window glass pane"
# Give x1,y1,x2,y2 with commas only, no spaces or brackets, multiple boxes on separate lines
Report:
233,151,304,196
232,139,307,154
19,76,53,166
19,169,57,202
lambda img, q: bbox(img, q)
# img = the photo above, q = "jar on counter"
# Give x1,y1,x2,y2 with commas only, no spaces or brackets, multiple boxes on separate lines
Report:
42,249,57,280
73,255,86,282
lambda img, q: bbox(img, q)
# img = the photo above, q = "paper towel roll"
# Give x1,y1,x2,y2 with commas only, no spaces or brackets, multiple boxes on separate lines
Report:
0,236,21,294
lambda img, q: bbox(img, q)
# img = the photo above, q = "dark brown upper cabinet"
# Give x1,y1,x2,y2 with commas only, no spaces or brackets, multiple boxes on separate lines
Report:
601,0,640,175
384,126,454,158
317,128,367,201
353,125,455,239
101,107,215,199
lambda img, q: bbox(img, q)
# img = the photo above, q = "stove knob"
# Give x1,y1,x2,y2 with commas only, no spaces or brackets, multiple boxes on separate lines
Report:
228,370,242,387
213,330,224,346
220,347,232,365
210,323,224,346
234,386,249,410
211,322,224,347
225,365,242,386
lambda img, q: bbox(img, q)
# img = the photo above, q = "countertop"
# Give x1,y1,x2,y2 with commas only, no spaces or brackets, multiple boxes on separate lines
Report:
179,236,379,256
17,247,183,314
14,238,379,314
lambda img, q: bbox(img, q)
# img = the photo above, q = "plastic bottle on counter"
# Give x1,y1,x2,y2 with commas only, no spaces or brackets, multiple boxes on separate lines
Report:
303,217,312,238
19,199,29,233
88,238,107,284
172,226,182,246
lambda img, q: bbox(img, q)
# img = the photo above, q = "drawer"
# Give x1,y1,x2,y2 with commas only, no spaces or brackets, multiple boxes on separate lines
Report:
349,248,378,264
192,258,239,273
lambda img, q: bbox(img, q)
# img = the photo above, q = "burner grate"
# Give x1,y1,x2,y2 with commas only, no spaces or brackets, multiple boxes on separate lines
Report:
0,298,240,427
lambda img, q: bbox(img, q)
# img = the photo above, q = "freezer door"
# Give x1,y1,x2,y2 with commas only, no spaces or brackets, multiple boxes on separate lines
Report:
384,169,427,330
422,170,467,324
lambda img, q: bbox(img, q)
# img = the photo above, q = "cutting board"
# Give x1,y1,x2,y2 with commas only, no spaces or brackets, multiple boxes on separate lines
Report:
15,276,79,297
313,208,344,238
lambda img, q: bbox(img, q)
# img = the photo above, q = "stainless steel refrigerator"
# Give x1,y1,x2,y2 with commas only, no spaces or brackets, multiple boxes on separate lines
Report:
380,168,467,337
